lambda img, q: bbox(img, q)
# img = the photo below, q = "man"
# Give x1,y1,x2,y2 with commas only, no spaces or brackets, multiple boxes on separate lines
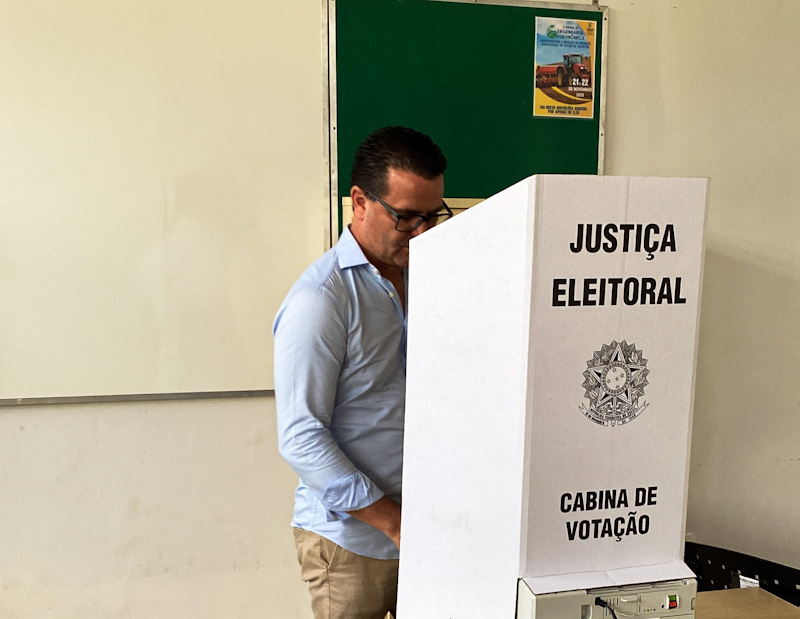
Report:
273,126,449,618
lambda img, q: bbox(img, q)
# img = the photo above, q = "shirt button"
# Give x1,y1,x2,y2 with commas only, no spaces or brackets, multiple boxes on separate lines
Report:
389,292,395,298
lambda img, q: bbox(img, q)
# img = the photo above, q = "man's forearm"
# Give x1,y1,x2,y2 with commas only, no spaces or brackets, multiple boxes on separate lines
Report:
348,496,402,549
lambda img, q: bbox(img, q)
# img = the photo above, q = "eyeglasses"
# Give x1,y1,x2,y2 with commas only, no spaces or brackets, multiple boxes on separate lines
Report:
366,192,453,232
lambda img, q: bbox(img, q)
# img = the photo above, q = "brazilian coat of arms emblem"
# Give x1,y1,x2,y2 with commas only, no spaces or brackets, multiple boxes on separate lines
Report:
580,340,650,426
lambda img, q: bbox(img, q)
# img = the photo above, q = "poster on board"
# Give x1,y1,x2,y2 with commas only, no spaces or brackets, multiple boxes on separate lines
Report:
534,17,596,118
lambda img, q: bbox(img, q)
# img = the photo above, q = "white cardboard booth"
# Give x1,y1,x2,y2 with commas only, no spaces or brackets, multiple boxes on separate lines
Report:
398,175,708,618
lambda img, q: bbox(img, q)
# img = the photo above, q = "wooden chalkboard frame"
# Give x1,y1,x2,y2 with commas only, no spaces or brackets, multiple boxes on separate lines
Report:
326,0,609,245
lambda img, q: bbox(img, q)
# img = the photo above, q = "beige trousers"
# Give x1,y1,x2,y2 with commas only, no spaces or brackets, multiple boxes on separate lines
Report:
293,527,399,619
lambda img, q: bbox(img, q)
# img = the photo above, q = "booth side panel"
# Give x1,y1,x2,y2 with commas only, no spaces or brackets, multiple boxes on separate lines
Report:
399,179,536,618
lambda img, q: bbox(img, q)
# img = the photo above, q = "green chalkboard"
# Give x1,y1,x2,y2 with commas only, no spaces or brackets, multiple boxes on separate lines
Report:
333,0,606,233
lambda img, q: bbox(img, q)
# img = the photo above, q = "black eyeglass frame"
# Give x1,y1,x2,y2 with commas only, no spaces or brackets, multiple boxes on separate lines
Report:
366,192,453,232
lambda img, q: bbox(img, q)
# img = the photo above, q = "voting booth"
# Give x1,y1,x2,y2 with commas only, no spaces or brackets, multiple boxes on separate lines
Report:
398,175,708,618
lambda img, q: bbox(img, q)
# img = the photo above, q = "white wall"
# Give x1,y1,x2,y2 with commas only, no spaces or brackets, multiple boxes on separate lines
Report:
1,1,798,617
0,1,324,616
598,0,800,569
0,397,310,619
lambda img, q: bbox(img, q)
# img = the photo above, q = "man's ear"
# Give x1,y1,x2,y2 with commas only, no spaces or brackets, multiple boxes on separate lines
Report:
350,186,368,222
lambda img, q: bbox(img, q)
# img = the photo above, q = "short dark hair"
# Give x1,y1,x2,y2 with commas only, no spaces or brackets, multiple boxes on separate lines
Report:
350,126,447,197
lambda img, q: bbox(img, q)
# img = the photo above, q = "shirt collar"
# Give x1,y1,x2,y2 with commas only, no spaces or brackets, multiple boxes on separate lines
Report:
336,225,371,270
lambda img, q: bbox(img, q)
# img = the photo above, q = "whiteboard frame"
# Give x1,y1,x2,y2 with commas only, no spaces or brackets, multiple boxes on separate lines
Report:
0,391,273,407
1,2,331,405
327,0,340,249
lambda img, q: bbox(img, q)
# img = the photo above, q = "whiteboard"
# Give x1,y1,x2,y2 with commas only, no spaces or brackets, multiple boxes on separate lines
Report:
0,2,327,399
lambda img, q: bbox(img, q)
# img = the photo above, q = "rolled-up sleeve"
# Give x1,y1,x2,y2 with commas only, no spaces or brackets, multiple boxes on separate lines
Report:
273,283,384,518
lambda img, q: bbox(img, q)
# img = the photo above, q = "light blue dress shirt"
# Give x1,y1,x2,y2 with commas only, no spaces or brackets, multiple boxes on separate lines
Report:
273,226,406,560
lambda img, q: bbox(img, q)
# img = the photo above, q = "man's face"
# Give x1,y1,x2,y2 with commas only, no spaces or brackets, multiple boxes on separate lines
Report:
351,167,445,270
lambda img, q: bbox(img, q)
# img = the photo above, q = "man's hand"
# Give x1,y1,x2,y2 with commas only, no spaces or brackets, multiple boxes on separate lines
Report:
347,496,402,549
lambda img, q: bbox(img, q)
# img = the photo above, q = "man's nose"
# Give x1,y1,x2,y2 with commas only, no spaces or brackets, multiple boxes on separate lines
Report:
410,221,430,237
